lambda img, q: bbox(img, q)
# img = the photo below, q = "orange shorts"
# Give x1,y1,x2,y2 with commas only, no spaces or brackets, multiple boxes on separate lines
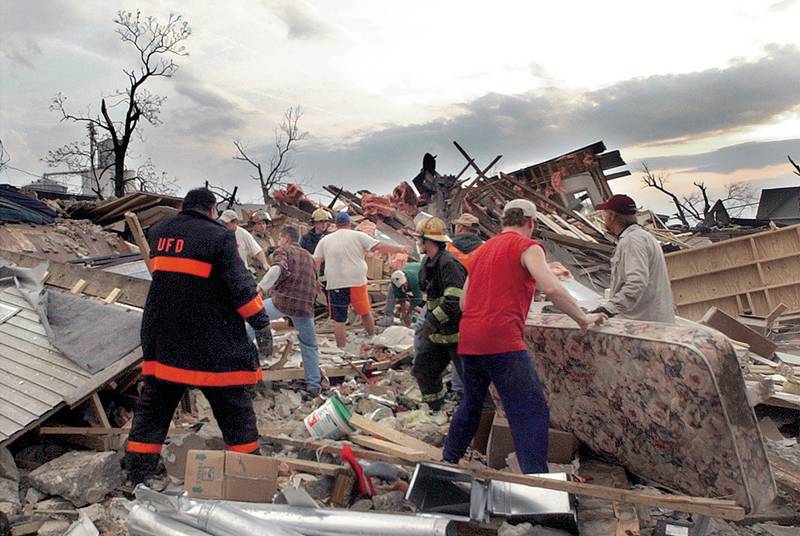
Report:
328,284,370,321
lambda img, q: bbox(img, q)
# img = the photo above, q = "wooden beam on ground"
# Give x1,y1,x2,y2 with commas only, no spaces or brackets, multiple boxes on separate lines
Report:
348,434,428,462
456,465,745,521
701,307,778,357
348,413,442,459
271,456,349,477
267,341,294,371
261,434,410,466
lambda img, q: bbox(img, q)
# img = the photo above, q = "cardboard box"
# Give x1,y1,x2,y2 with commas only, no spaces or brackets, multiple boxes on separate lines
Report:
185,450,278,502
486,416,580,469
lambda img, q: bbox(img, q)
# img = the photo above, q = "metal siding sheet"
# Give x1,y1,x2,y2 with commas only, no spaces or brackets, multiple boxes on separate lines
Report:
0,286,139,446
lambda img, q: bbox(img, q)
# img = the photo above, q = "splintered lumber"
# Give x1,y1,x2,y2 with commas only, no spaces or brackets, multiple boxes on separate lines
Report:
125,211,152,271
349,434,428,462
701,307,778,357
348,413,442,459
454,465,746,521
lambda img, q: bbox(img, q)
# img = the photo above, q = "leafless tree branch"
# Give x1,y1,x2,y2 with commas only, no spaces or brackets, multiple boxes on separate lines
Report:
232,106,307,204
789,155,800,177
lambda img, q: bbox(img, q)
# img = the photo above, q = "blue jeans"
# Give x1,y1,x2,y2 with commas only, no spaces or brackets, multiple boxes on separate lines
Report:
264,298,321,390
443,350,550,474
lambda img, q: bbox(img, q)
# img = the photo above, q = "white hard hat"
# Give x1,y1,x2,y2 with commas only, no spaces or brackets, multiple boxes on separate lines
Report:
390,270,407,287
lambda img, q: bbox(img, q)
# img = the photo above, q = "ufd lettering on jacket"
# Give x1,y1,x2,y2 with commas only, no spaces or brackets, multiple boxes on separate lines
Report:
156,237,185,253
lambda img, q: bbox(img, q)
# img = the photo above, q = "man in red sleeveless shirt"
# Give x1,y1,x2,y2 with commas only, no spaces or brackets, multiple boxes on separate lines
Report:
443,199,606,473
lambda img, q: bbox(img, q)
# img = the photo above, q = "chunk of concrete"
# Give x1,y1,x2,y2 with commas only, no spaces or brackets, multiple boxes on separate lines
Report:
28,451,123,507
371,490,405,512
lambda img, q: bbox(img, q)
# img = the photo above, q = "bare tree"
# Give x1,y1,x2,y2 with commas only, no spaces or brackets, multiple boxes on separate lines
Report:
640,163,691,227
233,106,307,204
131,158,179,196
789,155,800,177
0,140,9,173
44,124,114,199
642,162,758,225
50,10,190,198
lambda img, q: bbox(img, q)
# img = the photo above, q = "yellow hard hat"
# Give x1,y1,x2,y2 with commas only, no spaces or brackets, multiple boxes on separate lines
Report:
420,217,452,243
311,208,332,222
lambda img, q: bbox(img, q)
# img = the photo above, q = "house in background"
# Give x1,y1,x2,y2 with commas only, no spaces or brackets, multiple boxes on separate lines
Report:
756,187,800,226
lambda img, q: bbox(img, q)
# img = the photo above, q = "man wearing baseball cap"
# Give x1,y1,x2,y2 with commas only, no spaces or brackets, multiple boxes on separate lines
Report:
378,263,423,327
313,211,410,347
593,194,675,323
443,199,605,474
447,213,484,272
219,209,269,273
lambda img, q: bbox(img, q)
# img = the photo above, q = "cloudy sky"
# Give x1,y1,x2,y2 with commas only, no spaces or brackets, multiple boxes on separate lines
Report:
1,0,799,214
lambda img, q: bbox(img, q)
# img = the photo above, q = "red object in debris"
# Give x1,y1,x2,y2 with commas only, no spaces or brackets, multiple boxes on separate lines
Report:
273,183,314,210
391,181,419,216
341,445,375,496
362,193,395,218
550,171,565,193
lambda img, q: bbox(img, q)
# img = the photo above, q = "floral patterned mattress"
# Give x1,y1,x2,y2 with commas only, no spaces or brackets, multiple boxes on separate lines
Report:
523,314,776,512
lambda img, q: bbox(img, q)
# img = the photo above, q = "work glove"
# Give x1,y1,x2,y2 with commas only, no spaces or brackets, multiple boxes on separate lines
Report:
254,325,273,360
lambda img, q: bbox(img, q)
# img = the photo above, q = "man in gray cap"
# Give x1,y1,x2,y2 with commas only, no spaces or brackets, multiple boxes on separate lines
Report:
220,209,269,273
592,194,675,323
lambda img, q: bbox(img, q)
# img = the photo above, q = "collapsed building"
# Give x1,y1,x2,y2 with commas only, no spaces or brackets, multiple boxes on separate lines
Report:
0,141,798,536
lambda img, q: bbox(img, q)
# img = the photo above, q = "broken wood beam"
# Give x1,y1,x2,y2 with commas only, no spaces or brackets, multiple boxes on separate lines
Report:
701,307,778,357
348,434,428,462
125,211,151,271
455,464,746,521
348,413,442,459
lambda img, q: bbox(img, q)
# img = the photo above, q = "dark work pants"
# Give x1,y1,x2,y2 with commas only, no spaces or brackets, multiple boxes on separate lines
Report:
125,377,259,483
412,338,462,411
443,350,550,474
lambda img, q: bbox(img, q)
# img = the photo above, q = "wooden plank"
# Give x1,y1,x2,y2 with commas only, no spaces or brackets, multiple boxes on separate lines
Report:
125,211,152,271
90,393,112,428
271,456,348,477
457,465,745,521
349,434,428,462
765,302,789,331
104,288,123,304
348,413,442,459
69,279,88,294
260,434,409,466
701,307,778,357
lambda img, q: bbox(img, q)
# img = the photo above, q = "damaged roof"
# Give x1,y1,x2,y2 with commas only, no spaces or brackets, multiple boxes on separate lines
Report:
0,285,141,446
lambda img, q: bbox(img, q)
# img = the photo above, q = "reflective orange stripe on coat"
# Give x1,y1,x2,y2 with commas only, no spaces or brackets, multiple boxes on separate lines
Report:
446,243,479,273
150,256,213,278
225,441,260,453
237,295,264,319
127,440,162,454
141,361,263,386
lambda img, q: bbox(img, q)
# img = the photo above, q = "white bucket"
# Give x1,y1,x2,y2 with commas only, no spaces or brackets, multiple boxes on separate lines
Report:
303,395,355,440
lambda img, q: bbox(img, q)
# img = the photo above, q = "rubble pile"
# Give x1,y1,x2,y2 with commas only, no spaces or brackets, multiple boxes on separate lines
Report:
1,140,799,535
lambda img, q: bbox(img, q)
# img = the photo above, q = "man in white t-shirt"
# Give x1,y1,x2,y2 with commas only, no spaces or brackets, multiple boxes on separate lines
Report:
313,212,410,347
219,209,269,272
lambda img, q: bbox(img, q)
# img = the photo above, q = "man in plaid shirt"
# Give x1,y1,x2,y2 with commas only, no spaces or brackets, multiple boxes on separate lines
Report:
258,226,321,394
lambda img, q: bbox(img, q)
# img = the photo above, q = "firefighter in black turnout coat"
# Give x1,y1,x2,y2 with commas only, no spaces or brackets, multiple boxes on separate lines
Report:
125,188,271,484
